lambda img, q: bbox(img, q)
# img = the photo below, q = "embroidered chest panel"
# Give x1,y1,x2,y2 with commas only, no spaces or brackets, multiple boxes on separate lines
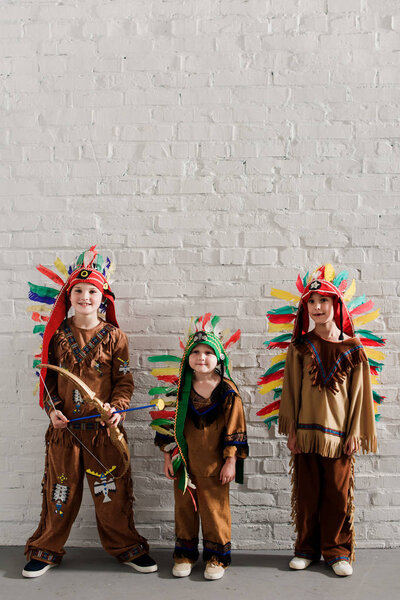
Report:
301,333,365,393
63,323,113,364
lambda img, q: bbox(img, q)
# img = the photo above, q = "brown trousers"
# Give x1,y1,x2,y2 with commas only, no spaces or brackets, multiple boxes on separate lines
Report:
174,475,232,566
25,425,148,565
293,453,354,566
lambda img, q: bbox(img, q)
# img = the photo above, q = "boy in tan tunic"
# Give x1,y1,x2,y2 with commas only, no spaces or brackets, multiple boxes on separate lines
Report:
23,247,157,577
279,276,377,577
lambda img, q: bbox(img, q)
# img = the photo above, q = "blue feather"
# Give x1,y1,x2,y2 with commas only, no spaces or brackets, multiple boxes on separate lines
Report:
28,291,56,305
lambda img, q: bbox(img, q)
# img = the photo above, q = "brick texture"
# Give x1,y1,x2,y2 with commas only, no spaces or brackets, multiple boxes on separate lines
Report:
0,1,399,551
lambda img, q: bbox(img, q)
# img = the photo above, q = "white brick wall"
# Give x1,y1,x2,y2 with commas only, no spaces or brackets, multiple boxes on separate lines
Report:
0,1,399,550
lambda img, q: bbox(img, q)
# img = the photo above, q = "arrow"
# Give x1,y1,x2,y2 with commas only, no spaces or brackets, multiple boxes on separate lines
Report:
68,397,165,423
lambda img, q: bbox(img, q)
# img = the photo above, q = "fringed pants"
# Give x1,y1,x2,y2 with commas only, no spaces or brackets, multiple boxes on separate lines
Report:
25,425,148,565
292,453,355,566
174,475,231,566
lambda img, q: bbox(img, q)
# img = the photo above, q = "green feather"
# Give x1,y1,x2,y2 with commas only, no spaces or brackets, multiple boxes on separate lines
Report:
347,295,366,311
33,359,41,368
368,358,383,371
148,355,181,363
333,270,348,287
262,360,286,377
373,391,384,404
33,324,46,334
148,386,177,396
151,418,175,427
95,253,104,270
355,329,385,343
267,306,297,315
264,333,292,345
28,282,59,298
375,414,381,422
211,315,221,328
273,388,282,400
264,415,278,430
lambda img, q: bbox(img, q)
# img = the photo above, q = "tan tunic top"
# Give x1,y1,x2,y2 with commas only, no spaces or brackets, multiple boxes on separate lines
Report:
184,378,248,477
44,318,134,420
279,332,377,457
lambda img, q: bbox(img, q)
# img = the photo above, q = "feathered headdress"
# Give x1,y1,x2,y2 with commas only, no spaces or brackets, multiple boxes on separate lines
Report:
28,246,117,408
257,264,386,429
148,313,241,492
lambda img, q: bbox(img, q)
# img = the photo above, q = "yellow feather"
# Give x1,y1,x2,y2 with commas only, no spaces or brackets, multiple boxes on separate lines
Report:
151,424,173,436
220,328,231,342
343,278,356,302
259,379,284,394
265,409,279,418
353,309,380,327
27,304,51,313
324,264,335,282
54,257,68,279
187,316,195,337
268,322,294,332
33,381,39,396
270,352,287,366
370,375,378,385
271,288,300,303
151,367,179,376
365,348,385,361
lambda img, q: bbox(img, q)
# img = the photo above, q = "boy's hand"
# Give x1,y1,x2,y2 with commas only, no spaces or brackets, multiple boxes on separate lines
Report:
50,409,69,429
163,452,175,480
100,403,121,428
220,456,237,485
287,431,301,454
344,437,360,455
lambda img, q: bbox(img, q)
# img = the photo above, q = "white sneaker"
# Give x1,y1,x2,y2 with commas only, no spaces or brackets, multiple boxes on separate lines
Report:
172,561,192,577
289,556,312,570
204,561,225,580
331,560,353,576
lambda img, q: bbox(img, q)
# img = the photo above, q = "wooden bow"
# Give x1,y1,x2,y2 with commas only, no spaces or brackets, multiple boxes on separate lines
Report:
40,363,130,480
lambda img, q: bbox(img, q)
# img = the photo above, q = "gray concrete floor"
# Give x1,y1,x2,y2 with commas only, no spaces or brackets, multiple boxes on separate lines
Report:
1,547,399,600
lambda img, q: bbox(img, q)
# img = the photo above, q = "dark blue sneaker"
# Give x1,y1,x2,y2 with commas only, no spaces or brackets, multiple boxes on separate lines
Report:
22,559,56,578
123,554,158,573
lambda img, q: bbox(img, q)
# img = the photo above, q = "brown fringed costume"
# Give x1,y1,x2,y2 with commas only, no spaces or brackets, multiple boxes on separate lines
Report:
157,377,248,567
25,318,148,565
279,331,377,566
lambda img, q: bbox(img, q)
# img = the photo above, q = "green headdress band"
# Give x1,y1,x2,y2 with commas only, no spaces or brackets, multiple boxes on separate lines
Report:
174,330,235,491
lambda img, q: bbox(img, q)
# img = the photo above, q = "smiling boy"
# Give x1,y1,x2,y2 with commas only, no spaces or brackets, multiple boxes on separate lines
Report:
279,277,377,576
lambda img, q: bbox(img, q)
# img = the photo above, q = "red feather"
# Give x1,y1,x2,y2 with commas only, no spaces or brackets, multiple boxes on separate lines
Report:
257,369,284,386
369,366,378,376
179,338,185,351
149,410,176,420
296,274,304,294
350,300,374,316
359,337,386,347
224,329,241,349
338,280,347,293
268,341,290,349
202,313,212,328
256,400,280,417
36,264,64,286
156,375,179,384
267,313,296,324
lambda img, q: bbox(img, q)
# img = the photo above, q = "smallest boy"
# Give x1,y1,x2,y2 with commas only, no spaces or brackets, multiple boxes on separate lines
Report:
156,327,248,580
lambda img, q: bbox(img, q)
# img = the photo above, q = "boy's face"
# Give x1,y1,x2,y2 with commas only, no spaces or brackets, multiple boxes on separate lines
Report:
188,343,218,374
70,282,103,317
307,292,335,325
